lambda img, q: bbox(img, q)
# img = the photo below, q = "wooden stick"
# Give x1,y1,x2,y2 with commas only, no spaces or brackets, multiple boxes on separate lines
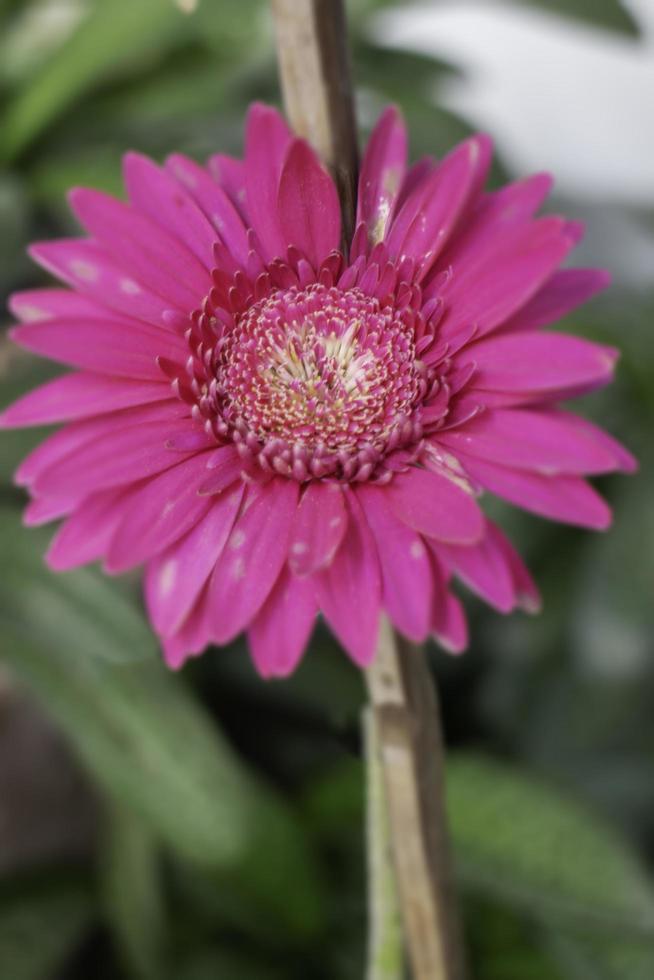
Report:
366,620,466,980
364,707,403,980
270,0,358,242
270,4,466,977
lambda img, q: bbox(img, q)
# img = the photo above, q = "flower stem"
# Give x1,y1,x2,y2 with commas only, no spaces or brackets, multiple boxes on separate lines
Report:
364,706,404,980
270,4,466,976
270,0,358,242
366,620,466,980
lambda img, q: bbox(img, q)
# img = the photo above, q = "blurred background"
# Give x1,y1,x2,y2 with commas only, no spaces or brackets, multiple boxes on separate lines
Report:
0,0,653,977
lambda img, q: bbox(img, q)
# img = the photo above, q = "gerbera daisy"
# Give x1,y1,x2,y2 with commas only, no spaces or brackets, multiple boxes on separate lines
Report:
1,104,635,676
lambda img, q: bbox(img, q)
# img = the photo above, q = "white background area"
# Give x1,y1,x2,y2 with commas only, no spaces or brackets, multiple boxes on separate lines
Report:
373,0,654,207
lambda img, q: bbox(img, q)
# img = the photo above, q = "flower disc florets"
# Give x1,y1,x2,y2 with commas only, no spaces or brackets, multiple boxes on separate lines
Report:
215,283,423,481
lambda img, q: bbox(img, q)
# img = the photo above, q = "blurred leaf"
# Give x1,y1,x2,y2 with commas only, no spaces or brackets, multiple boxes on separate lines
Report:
548,929,654,980
0,0,194,161
303,757,363,838
0,351,62,488
466,899,565,980
355,39,459,95
0,508,158,665
573,468,654,678
176,947,283,980
0,175,30,292
191,0,267,53
101,803,165,980
0,872,92,980
447,754,654,935
0,571,324,935
509,0,639,35
0,0,86,87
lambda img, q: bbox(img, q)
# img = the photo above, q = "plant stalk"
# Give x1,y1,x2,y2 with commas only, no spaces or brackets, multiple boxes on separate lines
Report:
366,620,466,980
365,706,404,980
270,3,466,977
270,0,358,242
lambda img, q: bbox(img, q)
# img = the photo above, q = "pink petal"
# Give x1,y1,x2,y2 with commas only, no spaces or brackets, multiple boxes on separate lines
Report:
244,103,292,260
394,157,435,216
387,135,492,278
466,331,618,399
486,522,541,613
314,492,381,667
357,485,432,642
46,486,136,570
9,288,107,323
124,152,218,268
437,408,619,475
357,106,407,245
28,240,175,326
278,139,341,268
288,482,347,576
68,189,209,311
208,478,299,644
165,153,250,267
440,217,575,339
385,466,484,545
460,453,612,529
432,589,468,655
10,316,186,380
0,374,169,428
434,172,553,280
34,418,204,498
15,400,182,488
161,596,211,670
207,153,247,218
24,495,75,526
145,481,244,634
106,452,214,572
551,411,637,473
197,446,246,496
248,568,317,678
433,522,516,613
503,268,611,331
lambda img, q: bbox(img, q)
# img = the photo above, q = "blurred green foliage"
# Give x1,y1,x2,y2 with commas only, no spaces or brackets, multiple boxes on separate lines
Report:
0,0,653,977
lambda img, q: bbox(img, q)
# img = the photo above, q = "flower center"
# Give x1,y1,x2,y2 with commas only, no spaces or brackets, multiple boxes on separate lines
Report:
216,284,424,481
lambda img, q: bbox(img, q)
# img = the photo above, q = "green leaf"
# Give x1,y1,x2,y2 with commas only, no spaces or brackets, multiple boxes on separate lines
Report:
466,899,566,980
101,803,166,980
0,578,323,935
0,508,158,665
509,0,639,36
175,947,284,980
0,873,92,980
447,754,654,935
0,0,193,161
548,929,654,980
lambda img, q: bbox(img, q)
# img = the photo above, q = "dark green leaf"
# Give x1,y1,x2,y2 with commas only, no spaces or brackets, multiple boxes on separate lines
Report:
548,929,654,980
447,754,654,935
0,507,158,665
0,873,92,980
101,803,165,980
0,600,324,935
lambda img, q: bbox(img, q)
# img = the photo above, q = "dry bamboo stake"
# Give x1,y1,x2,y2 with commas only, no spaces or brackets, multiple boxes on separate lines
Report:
364,706,403,980
366,621,466,980
270,3,466,977
270,0,358,243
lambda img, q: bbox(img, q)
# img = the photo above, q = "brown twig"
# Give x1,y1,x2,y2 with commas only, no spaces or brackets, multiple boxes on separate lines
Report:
366,621,466,980
270,3,466,977
270,0,358,242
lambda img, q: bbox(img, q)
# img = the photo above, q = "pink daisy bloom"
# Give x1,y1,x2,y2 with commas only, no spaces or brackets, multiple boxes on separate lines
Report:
2,105,635,676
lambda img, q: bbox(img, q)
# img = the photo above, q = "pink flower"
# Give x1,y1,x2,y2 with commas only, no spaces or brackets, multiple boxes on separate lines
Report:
1,105,635,676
